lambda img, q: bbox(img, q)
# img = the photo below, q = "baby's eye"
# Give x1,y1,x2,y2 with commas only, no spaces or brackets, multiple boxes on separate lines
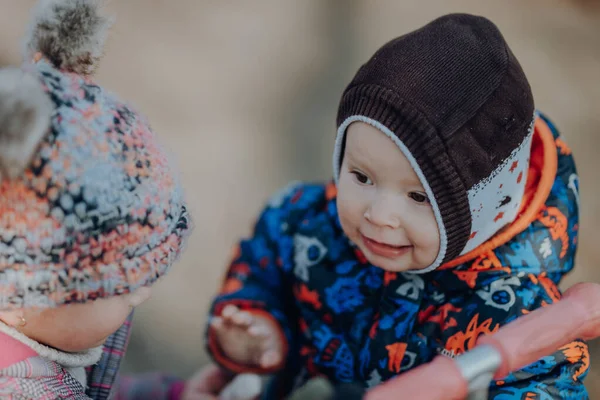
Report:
408,191,430,204
351,171,373,185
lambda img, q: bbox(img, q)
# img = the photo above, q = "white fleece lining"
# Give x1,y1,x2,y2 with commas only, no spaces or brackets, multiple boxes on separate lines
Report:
333,115,447,273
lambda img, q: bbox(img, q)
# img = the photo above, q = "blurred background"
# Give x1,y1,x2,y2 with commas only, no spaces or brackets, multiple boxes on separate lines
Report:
1,0,599,396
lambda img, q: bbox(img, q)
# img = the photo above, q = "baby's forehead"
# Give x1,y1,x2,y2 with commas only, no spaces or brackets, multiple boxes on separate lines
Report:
344,125,423,186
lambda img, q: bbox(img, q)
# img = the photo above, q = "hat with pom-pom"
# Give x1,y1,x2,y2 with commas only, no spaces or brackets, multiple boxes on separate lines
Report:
0,0,192,310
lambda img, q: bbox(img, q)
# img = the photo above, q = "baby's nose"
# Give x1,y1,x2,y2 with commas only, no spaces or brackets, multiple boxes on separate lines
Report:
365,199,402,229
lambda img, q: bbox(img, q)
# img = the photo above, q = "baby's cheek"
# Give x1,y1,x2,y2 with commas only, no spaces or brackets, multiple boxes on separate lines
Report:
414,230,440,265
32,297,132,352
337,189,360,228
87,298,132,338
66,308,131,351
337,202,356,239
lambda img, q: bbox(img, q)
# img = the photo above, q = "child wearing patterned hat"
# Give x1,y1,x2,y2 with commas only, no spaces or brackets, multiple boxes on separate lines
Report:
0,1,247,399
207,13,588,399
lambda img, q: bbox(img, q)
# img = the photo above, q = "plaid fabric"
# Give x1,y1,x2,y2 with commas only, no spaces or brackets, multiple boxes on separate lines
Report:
86,311,185,400
85,312,133,399
0,353,89,399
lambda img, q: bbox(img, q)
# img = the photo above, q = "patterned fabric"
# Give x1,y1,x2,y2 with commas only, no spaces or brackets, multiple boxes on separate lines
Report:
461,118,534,254
0,59,192,310
207,113,589,399
0,348,91,399
86,312,186,400
85,313,133,400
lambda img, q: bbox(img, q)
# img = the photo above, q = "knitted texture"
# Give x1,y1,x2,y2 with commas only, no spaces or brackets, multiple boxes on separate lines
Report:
0,59,191,309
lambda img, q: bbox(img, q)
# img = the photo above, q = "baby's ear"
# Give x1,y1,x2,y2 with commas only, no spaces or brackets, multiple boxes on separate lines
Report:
0,68,53,182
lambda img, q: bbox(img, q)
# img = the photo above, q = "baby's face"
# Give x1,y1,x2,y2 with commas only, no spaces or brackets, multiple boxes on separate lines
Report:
336,122,440,272
0,286,152,352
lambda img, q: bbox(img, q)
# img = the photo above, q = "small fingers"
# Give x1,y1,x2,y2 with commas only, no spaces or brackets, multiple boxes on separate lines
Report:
259,350,281,369
247,324,270,338
220,305,254,328
210,316,224,330
231,310,254,327
184,364,233,397
221,305,239,319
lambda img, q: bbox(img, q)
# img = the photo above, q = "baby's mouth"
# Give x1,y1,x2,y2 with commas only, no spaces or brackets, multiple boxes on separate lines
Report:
360,234,412,258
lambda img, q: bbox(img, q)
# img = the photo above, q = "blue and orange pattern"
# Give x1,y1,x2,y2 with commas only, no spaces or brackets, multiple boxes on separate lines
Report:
208,113,588,399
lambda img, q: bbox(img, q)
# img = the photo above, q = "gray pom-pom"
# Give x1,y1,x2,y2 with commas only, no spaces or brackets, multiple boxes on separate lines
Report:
0,68,53,181
23,0,114,75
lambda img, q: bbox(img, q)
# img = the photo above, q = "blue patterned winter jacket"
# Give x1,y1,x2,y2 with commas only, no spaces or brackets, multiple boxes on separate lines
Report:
208,113,589,399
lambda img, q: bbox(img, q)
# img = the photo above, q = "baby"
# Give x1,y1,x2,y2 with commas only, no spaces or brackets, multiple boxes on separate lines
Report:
0,1,246,399
207,13,588,399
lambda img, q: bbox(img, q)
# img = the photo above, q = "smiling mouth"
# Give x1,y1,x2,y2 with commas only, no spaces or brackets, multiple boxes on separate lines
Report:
361,234,412,258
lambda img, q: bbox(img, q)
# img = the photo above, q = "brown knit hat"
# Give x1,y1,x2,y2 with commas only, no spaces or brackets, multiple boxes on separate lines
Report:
333,13,535,272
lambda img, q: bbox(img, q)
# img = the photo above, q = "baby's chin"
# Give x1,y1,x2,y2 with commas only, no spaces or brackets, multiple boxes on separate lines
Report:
370,261,418,273
88,336,110,349
33,321,121,352
361,249,427,273
347,234,432,272
44,333,109,353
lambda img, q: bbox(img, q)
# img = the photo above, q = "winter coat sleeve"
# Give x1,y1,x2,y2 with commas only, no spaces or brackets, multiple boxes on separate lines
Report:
440,274,589,399
486,285,589,400
205,183,307,374
488,339,589,400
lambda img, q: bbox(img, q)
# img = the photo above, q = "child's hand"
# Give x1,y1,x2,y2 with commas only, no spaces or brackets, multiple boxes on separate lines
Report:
210,305,284,370
179,364,232,400
179,364,262,400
